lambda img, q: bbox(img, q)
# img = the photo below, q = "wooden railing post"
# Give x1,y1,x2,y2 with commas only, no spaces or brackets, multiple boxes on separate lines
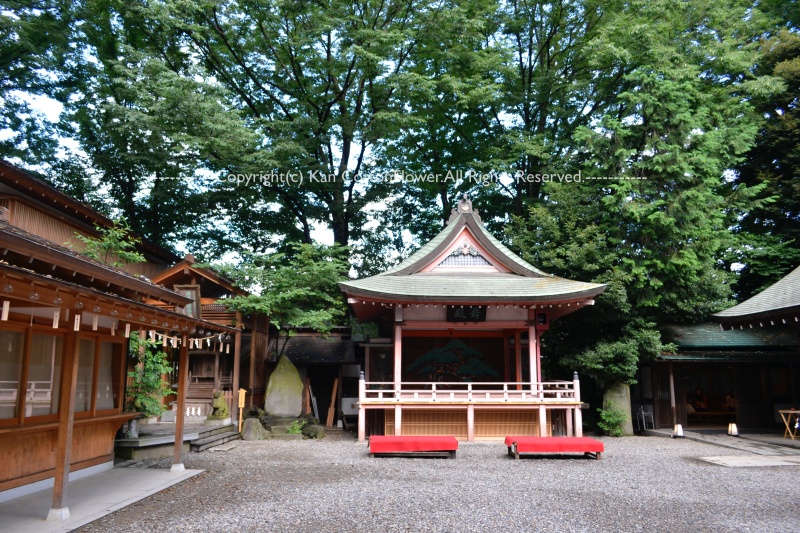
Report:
358,371,366,442
573,371,583,437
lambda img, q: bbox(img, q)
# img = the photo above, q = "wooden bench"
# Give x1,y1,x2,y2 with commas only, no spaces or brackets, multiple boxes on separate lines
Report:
505,436,604,460
369,435,458,458
687,411,735,426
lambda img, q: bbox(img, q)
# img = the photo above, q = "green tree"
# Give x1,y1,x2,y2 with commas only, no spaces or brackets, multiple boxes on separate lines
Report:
55,0,252,254
120,0,442,249
213,243,349,358
507,0,774,389
0,0,67,163
71,218,146,268
729,28,800,299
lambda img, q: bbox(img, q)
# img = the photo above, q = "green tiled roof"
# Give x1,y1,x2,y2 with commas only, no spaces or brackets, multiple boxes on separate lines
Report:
341,197,606,302
662,323,797,349
340,272,604,302
713,265,800,322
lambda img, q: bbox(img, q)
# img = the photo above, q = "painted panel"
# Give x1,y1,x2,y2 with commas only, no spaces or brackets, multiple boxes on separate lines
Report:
403,337,504,383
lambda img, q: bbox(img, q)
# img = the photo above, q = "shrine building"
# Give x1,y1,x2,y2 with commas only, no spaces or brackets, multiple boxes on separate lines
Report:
340,196,606,441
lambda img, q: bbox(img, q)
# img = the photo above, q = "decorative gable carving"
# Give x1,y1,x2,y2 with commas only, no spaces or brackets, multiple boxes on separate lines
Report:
438,242,492,267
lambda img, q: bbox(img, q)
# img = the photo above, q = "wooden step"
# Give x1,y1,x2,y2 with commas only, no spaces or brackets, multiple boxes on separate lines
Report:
190,431,241,452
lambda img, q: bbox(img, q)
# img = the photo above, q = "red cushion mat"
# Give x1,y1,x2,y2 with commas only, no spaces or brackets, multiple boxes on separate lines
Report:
370,435,459,453
504,436,604,453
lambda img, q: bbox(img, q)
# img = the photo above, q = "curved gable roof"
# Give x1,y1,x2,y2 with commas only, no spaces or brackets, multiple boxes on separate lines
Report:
340,197,605,303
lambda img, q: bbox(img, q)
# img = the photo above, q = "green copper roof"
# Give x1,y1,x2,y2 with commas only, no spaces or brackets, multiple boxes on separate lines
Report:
340,197,606,303
662,323,797,349
713,265,800,322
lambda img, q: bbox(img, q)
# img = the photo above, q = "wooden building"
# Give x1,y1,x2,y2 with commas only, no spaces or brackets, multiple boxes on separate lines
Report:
633,265,800,431
280,326,359,428
634,323,798,430
0,160,236,520
340,197,606,441
148,255,269,416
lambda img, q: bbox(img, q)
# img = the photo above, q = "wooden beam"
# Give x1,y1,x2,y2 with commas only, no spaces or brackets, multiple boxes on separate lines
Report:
302,376,311,415
47,330,79,521
326,377,339,427
172,334,189,471
401,320,527,330
402,329,509,338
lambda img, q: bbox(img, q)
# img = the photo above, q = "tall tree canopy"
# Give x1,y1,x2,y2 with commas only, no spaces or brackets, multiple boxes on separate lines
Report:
508,0,775,388
1,0,797,392
729,27,800,300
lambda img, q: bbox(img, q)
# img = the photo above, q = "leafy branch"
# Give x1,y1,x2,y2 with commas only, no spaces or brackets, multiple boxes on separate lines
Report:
71,218,146,268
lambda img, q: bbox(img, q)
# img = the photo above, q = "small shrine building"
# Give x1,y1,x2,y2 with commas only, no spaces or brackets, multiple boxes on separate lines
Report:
340,197,606,441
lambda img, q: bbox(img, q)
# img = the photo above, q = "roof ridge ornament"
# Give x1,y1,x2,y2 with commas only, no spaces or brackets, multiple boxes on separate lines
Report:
447,194,482,225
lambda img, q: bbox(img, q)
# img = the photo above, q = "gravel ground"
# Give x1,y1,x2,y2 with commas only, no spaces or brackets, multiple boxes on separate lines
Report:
76,433,800,533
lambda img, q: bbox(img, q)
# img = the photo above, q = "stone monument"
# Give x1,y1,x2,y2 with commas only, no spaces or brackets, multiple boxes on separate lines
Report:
265,355,303,417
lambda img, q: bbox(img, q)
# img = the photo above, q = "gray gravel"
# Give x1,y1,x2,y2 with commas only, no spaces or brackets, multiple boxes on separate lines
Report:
76,433,800,533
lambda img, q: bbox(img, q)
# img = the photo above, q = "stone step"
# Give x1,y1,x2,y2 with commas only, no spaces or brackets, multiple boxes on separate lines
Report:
268,417,305,425
190,431,241,452
196,424,237,439
265,433,303,441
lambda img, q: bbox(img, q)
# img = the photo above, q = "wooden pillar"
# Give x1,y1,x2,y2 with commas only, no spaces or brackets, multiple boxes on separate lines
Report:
393,313,402,436
233,312,242,421
467,405,475,442
364,346,371,382
514,332,522,390
574,371,583,437
248,316,258,407
47,330,79,521
214,350,220,391
669,362,677,428
538,406,547,437
358,371,366,442
172,334,189,472
566,407,573,436
393,322,402,391
503,334,510,382
394,404,402,436
528,325,537,394
535,330,542,382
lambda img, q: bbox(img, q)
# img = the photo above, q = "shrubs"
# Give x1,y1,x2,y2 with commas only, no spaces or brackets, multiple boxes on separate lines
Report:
286,414,323,439
597,402,626,437
243,406,273,432
286,419,305,434
242,409,323,439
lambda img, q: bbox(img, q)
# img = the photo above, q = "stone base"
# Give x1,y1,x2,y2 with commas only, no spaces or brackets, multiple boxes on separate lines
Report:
203,417,232,427
46,507,71,521
137,416,160,426
115,442,190,461
170,463,185,473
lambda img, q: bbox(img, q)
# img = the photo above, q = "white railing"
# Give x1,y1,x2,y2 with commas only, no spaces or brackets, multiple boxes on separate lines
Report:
360,381,579,404
0,380,18,403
